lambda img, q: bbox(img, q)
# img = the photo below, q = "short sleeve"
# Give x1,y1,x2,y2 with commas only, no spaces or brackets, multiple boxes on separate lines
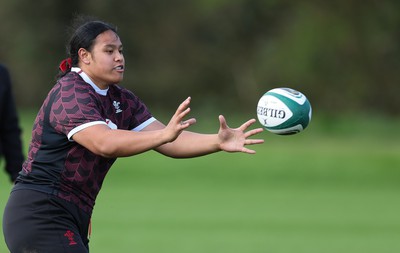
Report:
49,76,105,137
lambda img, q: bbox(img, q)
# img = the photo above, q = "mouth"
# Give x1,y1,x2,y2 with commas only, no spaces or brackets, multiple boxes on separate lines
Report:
114,65,124,72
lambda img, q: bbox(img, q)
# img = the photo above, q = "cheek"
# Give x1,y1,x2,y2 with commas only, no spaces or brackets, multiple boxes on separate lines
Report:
96,60,112,73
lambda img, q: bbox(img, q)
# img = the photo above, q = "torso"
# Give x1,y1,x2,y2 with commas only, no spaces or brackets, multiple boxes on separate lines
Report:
15,71,153,214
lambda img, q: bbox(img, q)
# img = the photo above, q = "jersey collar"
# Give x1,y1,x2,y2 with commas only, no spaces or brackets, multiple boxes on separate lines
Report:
71,67,109,96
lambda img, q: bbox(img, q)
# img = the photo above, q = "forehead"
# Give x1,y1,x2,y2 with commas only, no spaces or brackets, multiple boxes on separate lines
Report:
94,30,122,47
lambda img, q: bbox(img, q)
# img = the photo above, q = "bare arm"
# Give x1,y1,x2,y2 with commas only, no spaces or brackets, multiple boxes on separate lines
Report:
72,97,196,158
149,116,264,158
145,120,220,158
72,97,264,158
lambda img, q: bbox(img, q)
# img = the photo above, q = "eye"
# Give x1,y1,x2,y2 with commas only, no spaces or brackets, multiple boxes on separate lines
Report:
104,48,114,54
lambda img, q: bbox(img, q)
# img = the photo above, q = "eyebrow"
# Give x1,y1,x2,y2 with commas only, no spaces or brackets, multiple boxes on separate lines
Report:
104,44,123,49
103,44,123,49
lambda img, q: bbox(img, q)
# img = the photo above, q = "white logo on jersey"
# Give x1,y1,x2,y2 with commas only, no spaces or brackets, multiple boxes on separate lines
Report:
113,101,122,113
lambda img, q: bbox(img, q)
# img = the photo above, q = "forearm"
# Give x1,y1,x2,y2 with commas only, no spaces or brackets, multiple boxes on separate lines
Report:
155,131,221,158
73,125,171,158
104,129,171,157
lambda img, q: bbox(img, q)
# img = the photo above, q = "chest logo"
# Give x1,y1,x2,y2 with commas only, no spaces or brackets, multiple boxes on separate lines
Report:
113,101,122,113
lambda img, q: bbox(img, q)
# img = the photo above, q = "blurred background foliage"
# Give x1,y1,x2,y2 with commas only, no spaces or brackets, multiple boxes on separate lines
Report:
0,0,399,116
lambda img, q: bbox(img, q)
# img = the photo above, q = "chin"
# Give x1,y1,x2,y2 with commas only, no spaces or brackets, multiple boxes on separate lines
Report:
110,76,124,84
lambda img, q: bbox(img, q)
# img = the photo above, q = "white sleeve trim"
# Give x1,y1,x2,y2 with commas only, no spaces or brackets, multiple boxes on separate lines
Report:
132,117,156,132
67,121,108,141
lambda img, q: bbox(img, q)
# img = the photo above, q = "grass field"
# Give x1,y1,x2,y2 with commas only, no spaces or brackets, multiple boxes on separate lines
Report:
1,111,400,252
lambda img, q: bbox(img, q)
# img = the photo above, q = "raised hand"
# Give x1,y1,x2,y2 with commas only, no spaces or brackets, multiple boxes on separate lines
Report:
163,97,197,142
217,115,264,154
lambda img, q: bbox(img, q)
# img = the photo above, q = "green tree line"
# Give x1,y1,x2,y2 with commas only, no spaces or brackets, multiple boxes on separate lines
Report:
0,0,399,115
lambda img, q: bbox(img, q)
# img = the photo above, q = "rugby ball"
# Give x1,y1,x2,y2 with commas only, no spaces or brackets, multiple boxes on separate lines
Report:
256,87,312,135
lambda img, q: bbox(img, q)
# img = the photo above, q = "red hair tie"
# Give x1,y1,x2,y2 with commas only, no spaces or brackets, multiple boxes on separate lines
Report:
59,58,72,72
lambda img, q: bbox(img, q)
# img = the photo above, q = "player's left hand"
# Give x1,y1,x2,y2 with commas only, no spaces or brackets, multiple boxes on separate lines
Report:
217,115,264,154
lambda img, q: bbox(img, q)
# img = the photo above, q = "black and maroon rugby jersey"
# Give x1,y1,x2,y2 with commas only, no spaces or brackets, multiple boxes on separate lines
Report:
15,69,154,214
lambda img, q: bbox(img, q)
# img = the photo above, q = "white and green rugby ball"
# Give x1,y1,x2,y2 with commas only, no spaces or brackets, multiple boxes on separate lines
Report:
257,88,312,135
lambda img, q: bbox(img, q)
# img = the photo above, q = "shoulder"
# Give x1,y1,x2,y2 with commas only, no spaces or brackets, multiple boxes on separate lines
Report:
58,71,87,86
57,72,96,95
51,73,99,107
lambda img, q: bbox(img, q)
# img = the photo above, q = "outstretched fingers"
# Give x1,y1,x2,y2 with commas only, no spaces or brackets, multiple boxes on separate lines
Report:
244,127,264,138
240,147,257,154
173,97,196,130
242,119,264,152
243,129,264,153
175,97,191,117
238,118,264,138
239,118,257,131
245,137,264,145
241,136,265,154
217,115,264,154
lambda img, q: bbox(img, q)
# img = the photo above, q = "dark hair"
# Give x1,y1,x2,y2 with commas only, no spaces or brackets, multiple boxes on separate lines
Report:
57,16,117,79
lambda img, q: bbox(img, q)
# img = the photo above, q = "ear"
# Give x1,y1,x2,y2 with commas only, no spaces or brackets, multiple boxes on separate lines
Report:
78,48,91,65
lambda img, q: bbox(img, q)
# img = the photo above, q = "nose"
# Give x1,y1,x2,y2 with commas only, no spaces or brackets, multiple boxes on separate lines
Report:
115,51,124,62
